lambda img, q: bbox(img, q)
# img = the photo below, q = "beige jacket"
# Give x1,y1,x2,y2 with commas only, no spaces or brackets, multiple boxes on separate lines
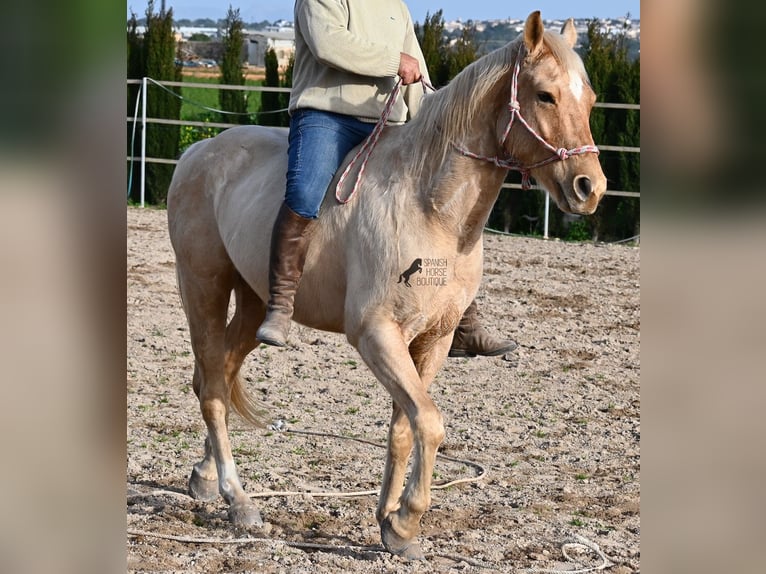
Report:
289,0,430,123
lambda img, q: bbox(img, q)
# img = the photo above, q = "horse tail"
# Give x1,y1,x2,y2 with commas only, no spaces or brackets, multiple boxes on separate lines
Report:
230,373,269,428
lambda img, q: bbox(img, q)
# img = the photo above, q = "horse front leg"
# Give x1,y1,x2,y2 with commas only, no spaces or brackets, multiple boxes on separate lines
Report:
356,323,449,560
376,403,413,524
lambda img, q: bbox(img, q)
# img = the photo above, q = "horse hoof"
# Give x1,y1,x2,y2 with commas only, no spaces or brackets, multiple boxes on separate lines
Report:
380,517,426,561
188,467,218,501
228,501,263,528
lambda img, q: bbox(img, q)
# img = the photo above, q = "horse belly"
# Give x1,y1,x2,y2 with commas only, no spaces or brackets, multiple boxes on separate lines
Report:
291,241,348,333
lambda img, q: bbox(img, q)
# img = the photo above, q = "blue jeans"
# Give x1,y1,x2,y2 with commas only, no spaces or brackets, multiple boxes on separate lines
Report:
285,109,376,219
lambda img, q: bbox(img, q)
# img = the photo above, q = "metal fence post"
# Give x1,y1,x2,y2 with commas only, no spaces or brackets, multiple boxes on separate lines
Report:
140,77,147,208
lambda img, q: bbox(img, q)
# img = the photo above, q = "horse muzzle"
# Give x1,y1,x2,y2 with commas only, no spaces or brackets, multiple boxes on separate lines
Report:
554,159,607,215
568,170,606,212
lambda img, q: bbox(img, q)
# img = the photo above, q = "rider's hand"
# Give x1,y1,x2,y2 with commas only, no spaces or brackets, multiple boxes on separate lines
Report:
398,52,422,85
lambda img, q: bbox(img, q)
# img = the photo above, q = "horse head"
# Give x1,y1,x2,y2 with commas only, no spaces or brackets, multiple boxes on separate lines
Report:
503,11,607,215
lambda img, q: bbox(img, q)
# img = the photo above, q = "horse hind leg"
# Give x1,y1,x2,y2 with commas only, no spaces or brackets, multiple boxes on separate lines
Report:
187,363,219,502
188,276,266,502
176,260,263,528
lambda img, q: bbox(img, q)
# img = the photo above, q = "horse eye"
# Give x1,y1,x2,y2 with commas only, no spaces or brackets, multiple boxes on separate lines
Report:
537,92,556,104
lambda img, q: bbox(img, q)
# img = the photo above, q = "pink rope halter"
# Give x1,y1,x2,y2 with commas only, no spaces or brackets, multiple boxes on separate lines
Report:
454,48,600,189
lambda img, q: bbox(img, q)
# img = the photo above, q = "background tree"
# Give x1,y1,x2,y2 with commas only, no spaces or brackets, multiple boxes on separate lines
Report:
127,13,144,203
260,48,289,126
127,0,182,205
415,11,447,86
414,10,478,88
581,20,640,241
219,6,248,125
445,25,480,79
281,53,294,116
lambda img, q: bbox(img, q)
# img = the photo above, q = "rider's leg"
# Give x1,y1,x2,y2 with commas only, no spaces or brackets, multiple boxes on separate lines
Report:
257,110,375,346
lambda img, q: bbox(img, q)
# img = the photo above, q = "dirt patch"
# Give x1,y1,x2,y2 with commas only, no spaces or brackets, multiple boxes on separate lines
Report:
127,206,640,572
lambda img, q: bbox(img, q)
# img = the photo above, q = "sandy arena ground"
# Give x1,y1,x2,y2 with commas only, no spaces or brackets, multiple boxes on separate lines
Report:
127,205,639,573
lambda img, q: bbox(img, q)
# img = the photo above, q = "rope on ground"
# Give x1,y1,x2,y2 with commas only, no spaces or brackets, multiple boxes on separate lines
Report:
520,535,613,574
127,528,380,553
127,428,616,571
127,428,613,574
126,427,486,503
127,427,491,566
283,427,487,492
126,529,497,569
483,225,640,245
610,234,640,245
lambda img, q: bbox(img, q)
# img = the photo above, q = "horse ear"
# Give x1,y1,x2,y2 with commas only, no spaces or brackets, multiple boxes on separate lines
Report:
561,18,577,48
524,11,544,55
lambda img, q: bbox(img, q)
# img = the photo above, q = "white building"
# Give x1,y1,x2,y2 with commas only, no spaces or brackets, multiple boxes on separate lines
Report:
247,29,295,68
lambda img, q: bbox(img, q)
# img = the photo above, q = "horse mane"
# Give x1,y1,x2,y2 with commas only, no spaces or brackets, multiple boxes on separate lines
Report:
403,29,587,183
404,39,519,180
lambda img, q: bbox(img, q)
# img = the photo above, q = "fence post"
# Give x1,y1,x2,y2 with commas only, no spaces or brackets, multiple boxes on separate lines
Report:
140,76,148,208
543,191,550,239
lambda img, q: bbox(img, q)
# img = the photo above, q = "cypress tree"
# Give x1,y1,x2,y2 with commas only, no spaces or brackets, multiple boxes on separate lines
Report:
140,0,182,205
446,25,480,80
219,6,248,124
415,11,449,87
260,48,286,126
616,56,640,239
582,20,640,242
281,53,294,122
127,13,145,203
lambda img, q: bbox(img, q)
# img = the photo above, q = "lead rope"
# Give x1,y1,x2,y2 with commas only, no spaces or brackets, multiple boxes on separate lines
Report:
335,77,435,204
454,49,600,189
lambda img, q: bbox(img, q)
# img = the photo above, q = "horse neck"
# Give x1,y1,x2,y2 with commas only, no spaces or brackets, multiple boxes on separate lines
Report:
414,50,519,251
425,156,507,252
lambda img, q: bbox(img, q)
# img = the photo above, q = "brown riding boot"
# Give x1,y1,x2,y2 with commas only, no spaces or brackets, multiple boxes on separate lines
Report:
256,203,314,347
448,299,518,357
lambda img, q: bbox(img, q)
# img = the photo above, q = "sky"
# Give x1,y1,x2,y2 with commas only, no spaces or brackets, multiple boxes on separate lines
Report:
127,1,640,23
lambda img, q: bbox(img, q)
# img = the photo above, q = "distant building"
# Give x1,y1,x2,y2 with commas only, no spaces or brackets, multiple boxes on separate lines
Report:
247,28,295,69
175,26,220,39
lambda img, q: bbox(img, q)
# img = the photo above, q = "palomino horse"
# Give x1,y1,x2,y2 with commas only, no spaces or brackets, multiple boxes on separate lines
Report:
167,12,606,560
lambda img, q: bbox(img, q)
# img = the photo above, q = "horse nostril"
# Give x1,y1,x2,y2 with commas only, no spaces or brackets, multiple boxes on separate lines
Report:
574,176,592,200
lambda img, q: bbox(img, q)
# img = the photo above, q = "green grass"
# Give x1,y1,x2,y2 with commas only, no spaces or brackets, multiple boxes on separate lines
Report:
179,76,266,122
